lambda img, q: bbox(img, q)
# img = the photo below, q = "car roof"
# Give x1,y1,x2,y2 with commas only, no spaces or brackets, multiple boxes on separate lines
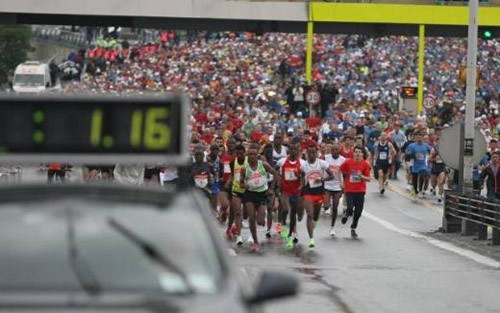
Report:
0,184,181,206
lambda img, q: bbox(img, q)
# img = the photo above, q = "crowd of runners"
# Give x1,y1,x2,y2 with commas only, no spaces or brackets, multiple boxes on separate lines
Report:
188,124,500,252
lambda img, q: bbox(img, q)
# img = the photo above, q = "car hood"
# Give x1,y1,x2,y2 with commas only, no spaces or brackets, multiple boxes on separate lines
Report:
0,291,247,313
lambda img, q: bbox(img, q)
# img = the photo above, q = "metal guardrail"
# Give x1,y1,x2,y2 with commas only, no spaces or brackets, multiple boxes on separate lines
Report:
31,27,86,47
0,166,22,184
444,191,500,245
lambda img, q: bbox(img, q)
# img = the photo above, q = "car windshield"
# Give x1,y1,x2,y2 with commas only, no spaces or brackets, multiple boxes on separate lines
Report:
13,74,45,87
0,195,224,296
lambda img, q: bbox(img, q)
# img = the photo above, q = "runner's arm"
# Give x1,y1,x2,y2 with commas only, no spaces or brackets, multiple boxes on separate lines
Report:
262,161,276,176
239,168,247,190
323,167,335,182
225,162,235,190
359,162,371,182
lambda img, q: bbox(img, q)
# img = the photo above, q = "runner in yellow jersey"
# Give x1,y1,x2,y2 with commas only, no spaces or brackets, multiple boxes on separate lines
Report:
224,144,247,245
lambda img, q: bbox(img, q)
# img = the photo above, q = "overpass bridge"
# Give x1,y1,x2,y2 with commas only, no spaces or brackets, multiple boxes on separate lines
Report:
1,0,499,36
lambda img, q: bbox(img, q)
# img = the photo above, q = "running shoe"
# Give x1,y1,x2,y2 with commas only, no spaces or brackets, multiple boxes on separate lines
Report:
308,238,315,248
236,236,243,246
292,232,299,244
219,211,228,223
329,227,336,237
380,188,385,195
276,223,282,234
247,236,254,245
225,229,234,241
325,208,331,216
250,243,260,253
230,224,238,236
242,219,249,229
351,229,358,238
281,225,289,239
341,213,348,224
265,230,271,239
437,196,442,203
286,237,294,249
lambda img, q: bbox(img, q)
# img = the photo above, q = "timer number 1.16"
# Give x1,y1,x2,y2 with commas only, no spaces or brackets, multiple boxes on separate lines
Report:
90,107,171,150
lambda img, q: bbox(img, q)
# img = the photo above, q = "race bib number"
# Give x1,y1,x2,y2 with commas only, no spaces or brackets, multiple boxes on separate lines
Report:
194,174,208,188
350,171,361,183
284,169,298,181
379,152,388,160
307,172,323,188
234,170,241,183
223,162,231,174
247,173,266,189
416,153,425,161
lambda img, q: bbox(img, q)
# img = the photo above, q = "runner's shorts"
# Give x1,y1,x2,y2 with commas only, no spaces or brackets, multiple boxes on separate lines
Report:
413,168,430,176
431,163,446,175
303,194,324,205
375,162,390,175
211,182,221,196
245,190,268,207
283,192,301,203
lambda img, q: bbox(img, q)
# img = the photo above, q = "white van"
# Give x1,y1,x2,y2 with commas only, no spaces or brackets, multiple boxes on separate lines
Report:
12,61,52,94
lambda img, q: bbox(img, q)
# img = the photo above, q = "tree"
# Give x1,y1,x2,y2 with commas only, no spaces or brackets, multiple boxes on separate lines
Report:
0,26,32,85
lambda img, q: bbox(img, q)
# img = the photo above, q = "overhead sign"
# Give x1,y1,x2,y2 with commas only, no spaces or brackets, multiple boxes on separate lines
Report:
305,90,321,106
0,94,190,164
437,123,487,170
401,86,417,99
423,95,436,110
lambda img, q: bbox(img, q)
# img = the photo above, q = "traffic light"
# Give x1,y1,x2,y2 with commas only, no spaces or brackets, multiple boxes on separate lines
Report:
480,27,494,40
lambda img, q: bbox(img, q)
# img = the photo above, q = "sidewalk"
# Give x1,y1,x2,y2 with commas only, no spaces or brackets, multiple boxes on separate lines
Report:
385,172,500,262
385,173,444,213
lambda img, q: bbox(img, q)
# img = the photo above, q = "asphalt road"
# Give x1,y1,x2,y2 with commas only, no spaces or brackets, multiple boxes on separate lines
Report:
223,183,500,313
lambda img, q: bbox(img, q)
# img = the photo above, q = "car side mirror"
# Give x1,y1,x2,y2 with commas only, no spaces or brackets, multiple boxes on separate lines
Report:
245,270,298,305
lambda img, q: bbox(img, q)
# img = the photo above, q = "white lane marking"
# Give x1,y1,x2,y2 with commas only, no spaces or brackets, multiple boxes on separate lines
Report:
364,211,500,269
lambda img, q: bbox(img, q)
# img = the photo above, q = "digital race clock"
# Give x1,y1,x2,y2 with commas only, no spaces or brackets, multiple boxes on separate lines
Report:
0,93,190,164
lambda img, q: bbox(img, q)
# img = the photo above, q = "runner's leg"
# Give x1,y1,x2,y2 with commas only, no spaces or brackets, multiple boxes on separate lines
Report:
412,172,419,195
378,168,384,191
351,193,365,229
246,201,257,244
218,190,230,222
437,171,446,201
342,192,354,224
331,191,341,228
304,199,314,239
231,195,243,236
266,190,274,235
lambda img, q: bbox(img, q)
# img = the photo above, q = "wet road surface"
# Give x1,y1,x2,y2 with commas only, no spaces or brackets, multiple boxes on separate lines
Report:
224,183,500,313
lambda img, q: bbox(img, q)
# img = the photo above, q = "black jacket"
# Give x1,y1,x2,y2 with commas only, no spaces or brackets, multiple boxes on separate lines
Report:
480,164,500,193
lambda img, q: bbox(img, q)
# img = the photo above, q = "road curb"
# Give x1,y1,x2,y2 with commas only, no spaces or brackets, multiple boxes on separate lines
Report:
386,181,443,214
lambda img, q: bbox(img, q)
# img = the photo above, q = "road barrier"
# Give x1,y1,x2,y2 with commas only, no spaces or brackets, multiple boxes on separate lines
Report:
32,27,86,47
0,166,22,184
443,191,500,245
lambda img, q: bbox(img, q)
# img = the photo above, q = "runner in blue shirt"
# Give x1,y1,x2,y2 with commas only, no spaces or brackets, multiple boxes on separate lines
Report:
406,132,431,199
